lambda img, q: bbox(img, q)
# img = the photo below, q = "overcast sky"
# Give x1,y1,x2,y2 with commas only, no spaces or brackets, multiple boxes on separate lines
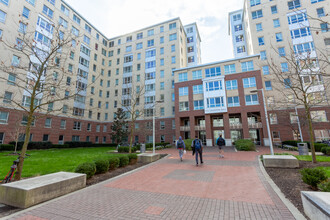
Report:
65,0,244,64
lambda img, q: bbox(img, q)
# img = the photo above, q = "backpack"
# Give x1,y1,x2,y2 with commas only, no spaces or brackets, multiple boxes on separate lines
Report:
194,139,201,149
177,140,184,148
217,138,224,146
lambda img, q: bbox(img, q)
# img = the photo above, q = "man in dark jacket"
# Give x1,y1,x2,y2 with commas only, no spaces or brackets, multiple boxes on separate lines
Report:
192,136,203,166
216,134,225,158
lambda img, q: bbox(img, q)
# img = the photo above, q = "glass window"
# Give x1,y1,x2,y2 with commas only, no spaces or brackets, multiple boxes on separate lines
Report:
256,23,262,32
207,97,225,108
262,66,269,75
224,64,236,74
271,5,277,14
317,8,325,17
252,10,263,19
273,19,280,28
205,67,221,77
243,77,256,88
276,33,283,42
179,87,188,96
245,94,259,105
193,85,203,94
241,61,254,72
22,7,30,18
228,96,240,107
226,80,238,90
265,81,272,90
192,70,202,79
194,100,204,110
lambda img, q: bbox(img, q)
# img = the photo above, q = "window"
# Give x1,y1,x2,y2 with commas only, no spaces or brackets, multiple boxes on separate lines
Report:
63,105,68,114
178,72,188,82
265,81,272,90
207,97,224,108
276,33,283,42
233,14,241,21
19,22,27,33
250,0,260,6
0,10,6,23
256,23,262,32
3,91,12,103
252,10,263,19
317,8,325,17
271,5,277,14
278,47,286,57
243,77,256,88
171,44,175,52
179,102,189,111
269,113,278,124
145,61,156,69
192,70,202,79
235,35,244,42
71,26,79,36
260,51,267,60
73,14,80,24
188,56,194,63
194,100,204,110
160,47,164,55
26,0,35,5
228,96,240,107
281,62,289,72
241,61,254,72
224,64,236,74
160,121,165,130
1,0,9,5
321,23,328,32
147,39,154,47
0,111,9,124
42,5,53,18
136,42,143,50
61,4,69,16
226,80,238,90
288,12,307,24
85,24,91,33
193,85,203,94
72,136,80,142
148,29,154,36
288,0,301,10
160,82,164,90
188,46,194,52
22,7,30,19
160,36,164,44
258,37,265,46
137,32,143,39
45,118,52,128
83,35,90,45
262,66,269,75
273,19,280,28
169,22,176,30
21,115,35,126
169,33,177,41
290,27,311,39
179,87,188,96
43,134,49,142
245,94,259,105
7,73,16,85
205,67,221,77
234,24,242,32
237,46,246,53
187,36,193,43
312,0,324,3
73,121,81,130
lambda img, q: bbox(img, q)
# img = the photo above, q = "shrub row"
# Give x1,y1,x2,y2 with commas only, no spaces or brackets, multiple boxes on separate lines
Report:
235,139,256,151
145,142,170,148
0,142,118,151
321,147,330,156
75,154,138,179
118,146,137,153
281,141,328,152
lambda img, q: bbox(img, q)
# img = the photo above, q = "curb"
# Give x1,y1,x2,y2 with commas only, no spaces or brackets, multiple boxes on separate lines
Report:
258,155,307,220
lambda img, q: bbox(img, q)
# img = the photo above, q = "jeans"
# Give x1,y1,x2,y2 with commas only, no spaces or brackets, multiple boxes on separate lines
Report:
178,148,184,159
195,148,203,164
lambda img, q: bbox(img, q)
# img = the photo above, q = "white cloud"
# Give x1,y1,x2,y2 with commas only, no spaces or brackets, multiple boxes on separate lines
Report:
65,0,244,62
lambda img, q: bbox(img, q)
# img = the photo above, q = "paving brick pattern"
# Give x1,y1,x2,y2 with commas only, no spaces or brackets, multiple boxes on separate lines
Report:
6,147,296,220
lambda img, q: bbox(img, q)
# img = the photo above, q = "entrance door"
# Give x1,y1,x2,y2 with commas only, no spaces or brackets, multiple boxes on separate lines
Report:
230,130,242,143
249,129,261,145
58,135,64,144
199,131,206,145
213,130,224,146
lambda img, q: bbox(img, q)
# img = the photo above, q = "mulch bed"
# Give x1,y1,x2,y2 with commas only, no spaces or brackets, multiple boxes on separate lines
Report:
265,160,330,218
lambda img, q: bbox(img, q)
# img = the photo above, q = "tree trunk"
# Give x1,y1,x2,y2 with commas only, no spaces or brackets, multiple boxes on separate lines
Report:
14,114,33,180
305,107,317,163
129,123,134,154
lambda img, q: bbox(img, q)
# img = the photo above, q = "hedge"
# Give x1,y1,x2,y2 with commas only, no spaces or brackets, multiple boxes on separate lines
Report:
94,159,109,174
8,141,52,150
235,139,256,151
52,144,70,148
0,144,14,151
64,141,92,148
108,157,120,170
91,143,117,147
118,155,129,167
75,162,96,179
321,147,330,156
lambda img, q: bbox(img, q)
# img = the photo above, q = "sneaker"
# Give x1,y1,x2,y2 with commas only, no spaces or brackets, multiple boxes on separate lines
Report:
196,163,198,166
180,157,183,162
201,161,204,164
220,155,224,158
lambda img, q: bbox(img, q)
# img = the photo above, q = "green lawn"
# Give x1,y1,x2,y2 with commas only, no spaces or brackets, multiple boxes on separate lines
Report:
0,147,117,179
295,155,330,162
315,167,330,177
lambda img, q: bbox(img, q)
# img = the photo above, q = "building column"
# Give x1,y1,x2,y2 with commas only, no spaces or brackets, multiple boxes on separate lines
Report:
241,112,250,139
175,117,181,140
223,113,232,146
261,111,270,146
205,114,213,146
189,115,196,139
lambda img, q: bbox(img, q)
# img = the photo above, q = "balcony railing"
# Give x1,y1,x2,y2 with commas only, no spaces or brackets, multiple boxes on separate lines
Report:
229,123,242,129
248,122,262,129
180,126,190,131
195,125,206,131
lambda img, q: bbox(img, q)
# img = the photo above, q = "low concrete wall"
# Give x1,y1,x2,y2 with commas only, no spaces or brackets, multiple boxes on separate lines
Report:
301,191,330,220
138,153,160,163
0,172,86,208
263,155,299,168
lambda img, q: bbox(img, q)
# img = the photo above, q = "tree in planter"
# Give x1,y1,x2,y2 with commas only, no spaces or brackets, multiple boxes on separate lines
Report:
110,108,128,146
267,45,330,163
0,17,85,180
119,84,146,153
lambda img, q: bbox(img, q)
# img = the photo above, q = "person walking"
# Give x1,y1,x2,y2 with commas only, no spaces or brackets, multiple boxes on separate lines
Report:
176,136,186,162
192,136,203,166
216,134,226,158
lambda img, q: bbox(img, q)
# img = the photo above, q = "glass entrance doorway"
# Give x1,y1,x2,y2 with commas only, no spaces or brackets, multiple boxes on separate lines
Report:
249,129,261,145
213,130,224,146
198,131,206,145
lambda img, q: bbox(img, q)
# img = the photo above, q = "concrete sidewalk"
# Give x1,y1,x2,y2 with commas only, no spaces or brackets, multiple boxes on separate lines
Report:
4,146,300,220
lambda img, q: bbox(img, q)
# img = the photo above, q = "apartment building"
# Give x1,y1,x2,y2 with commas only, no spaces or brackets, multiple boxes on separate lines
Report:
173,55,273,146
0,0,201,144
229,0,330,142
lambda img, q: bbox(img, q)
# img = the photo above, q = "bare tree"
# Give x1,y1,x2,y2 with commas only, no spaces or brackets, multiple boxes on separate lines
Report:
6,116,25,154
0,16,86,180
267,44,330,163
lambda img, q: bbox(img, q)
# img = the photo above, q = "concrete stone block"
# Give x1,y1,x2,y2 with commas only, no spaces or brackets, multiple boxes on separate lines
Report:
138,153,160,163
263,155,299,168
0,172,86,208
301,191,330,220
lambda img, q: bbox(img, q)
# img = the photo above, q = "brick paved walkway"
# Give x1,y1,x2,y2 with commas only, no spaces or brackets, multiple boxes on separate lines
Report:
5,146,297,220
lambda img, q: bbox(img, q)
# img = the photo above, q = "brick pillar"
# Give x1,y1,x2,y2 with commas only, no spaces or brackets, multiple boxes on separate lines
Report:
175,117,181,139
241,112,250,139
205,114,213,146
223,113,231,146
189,115,195,139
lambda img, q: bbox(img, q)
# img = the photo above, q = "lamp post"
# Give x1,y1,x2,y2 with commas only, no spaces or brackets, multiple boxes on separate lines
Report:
251,89,274,155
153,100,163,154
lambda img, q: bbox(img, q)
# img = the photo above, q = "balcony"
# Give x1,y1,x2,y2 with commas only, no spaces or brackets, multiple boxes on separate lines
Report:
180,126,190,131
195,125,206,131
248,122,262,129
230,123,242,129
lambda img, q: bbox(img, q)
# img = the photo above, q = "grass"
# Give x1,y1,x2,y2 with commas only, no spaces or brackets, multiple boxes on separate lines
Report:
315,167,330,178
295,155,330,162
0,147,118,179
